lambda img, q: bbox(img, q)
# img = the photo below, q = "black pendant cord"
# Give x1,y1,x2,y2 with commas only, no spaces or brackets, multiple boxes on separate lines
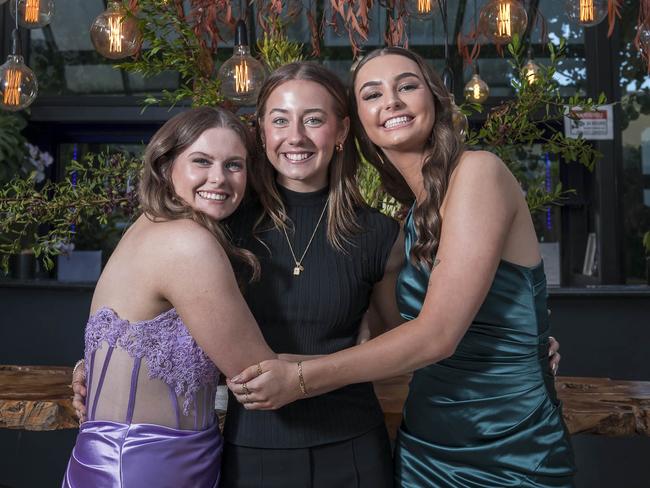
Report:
11,0,21,56
437,0,454,94
473,0,479,74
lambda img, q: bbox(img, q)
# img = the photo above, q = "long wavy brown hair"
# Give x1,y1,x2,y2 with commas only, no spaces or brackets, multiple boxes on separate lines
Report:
252,61,365,252
139,107,260,281
349,47,465,269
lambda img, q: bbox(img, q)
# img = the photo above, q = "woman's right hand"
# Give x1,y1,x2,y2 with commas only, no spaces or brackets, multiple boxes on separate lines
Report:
71,360,88,423
226,359,305,410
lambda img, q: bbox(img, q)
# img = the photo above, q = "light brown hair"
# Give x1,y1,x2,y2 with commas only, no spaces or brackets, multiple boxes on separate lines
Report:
350,47,465,269
139,107,260,281
252,61,365,252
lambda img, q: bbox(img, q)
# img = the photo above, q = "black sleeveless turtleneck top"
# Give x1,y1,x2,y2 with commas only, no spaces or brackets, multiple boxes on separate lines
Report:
224,185,399,448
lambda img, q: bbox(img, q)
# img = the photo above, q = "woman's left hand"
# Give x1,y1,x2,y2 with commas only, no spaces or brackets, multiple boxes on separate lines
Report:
549,336,561,375
226,359,304,410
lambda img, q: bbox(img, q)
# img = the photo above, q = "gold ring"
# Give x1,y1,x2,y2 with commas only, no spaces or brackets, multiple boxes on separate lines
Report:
241,383,251,396
244,393,250,404
256,363,263,377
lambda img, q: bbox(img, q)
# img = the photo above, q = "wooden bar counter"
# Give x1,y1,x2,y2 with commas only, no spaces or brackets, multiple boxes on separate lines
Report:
2,365,650,437
0,365,76,430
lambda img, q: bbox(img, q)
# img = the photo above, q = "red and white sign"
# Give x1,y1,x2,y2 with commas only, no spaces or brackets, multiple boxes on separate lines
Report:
564,104,614,140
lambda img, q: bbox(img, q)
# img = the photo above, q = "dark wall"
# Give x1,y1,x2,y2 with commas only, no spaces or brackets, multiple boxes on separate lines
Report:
0,283,649,487
547,291,650,488
0,282,90,488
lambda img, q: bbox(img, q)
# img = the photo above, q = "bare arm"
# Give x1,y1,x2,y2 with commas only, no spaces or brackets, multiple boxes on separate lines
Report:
228,152,525,408
159,220,275,378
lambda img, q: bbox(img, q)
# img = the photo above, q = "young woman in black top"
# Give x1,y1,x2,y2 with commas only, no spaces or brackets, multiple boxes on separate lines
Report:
220,61,402,488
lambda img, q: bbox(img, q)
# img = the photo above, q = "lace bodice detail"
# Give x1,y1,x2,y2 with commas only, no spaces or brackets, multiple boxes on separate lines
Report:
85,307,220,416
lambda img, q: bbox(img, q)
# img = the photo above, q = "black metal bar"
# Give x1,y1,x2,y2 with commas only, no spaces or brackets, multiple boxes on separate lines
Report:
583,20,625,283
0,3,7,60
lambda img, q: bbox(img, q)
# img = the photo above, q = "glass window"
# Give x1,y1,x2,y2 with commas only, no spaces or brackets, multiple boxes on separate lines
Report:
28,0,180,96
619,1,650,284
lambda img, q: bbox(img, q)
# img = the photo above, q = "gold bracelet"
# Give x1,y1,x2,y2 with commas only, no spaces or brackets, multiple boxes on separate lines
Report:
297,361,308,396
72,359,85,379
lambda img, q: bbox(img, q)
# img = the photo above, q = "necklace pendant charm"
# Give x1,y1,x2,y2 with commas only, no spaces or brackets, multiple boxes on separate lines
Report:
293,265,304,276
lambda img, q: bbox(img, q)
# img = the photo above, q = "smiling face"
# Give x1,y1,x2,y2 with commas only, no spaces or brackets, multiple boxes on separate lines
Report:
260,79,349,192
170,127,247,221
354,54,436,155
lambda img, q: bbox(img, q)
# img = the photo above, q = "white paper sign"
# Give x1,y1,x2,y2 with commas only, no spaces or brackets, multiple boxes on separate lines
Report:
564,104,614,140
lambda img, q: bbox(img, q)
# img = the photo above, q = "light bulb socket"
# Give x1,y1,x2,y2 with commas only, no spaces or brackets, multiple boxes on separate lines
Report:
235,20,248,47
442,64,454,94
473,62,480,76
11,29,21,56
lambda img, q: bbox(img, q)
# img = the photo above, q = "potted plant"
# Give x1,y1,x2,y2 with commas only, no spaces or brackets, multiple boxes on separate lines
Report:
0,152,140,276
0,113,54,280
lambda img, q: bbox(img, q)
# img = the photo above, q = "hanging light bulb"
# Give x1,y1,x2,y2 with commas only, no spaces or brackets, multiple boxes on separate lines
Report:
522,48,542,84
479,0,527,45
217,20,266,106
464,64,489,104
406,0,437,20
565,0,607,28
9,0,55,29
523,59,542,83
90,1,141,60
0,30,38,111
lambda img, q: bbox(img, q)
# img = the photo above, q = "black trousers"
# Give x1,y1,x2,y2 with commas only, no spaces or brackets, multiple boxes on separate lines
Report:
221,424,394,488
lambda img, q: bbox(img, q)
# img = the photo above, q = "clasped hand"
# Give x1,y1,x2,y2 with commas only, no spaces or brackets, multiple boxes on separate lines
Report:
226,358,304,410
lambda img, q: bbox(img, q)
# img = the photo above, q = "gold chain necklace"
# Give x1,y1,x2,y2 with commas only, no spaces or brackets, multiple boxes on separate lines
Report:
282,196,330,277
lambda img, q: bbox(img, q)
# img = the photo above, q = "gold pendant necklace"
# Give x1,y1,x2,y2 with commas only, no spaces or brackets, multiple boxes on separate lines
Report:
282,196,330,277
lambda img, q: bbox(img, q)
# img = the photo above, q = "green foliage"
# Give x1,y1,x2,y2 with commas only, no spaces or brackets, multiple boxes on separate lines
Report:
357,151,399,217
0,152,141,272
116,0,224,108
0,113,28,185
463,36,603,212
643,231,650,255
256,26,304,72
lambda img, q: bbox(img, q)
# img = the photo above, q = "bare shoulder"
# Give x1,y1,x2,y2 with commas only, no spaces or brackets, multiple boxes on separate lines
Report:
453,150,510,182
142,217,228,262
448,150,517,197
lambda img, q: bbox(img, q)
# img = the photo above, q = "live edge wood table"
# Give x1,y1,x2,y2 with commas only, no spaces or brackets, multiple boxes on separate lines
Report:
2,365,650,437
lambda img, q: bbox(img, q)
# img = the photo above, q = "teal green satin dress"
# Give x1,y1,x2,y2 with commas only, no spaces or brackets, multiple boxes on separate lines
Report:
394,208,575,487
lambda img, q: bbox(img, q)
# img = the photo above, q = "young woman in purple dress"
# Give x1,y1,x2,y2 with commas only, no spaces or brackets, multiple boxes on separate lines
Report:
62,107,275,488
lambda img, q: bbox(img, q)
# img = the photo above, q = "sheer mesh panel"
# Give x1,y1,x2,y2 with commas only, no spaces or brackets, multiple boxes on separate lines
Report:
87,341,216,430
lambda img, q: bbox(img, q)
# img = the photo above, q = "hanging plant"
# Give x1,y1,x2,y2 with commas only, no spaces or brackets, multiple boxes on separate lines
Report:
634,0,650,73
327,0,374,58
256,18,305,71
115,0,229,108
608,0,624,37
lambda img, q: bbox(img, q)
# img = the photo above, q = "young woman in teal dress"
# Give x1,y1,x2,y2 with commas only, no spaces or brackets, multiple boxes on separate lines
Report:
229,47,575,487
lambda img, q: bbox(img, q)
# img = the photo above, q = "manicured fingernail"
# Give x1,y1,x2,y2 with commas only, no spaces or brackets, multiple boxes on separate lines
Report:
231,375,241,383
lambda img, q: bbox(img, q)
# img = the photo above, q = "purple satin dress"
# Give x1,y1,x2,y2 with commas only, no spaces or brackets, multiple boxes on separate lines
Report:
62,307,222,488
